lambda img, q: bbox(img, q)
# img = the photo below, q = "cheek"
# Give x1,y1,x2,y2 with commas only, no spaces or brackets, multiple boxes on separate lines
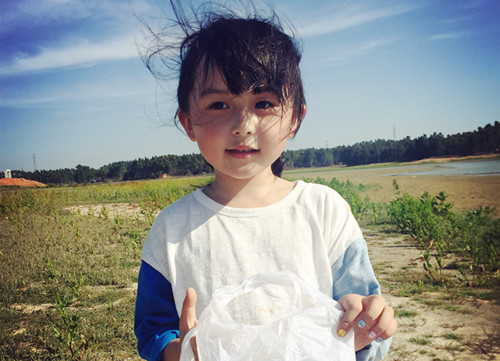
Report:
192,124,227,155
261,119,294,144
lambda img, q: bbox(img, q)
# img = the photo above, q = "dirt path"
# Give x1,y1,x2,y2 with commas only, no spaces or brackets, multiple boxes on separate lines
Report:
364,229,500,360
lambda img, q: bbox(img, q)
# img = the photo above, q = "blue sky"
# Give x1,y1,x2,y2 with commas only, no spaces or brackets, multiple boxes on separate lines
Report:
1,0,499,171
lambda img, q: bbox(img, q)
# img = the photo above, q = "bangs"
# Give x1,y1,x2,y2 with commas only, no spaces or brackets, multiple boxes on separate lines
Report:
178,17,303,114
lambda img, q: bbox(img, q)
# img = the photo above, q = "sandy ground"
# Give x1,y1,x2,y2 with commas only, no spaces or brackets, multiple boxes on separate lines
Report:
364,230,500,361
64,202,145,219
285,157,500,216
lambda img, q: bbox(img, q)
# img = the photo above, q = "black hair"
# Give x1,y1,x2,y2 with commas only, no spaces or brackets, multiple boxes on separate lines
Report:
143,0,305,177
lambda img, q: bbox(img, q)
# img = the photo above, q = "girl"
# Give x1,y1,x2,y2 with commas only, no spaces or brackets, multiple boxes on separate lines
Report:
135,3,397,361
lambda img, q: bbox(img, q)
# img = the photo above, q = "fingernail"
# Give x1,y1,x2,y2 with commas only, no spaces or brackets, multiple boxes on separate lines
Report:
376,337,384,343
358,320,366,328
338,328,347,337
368,331,377,339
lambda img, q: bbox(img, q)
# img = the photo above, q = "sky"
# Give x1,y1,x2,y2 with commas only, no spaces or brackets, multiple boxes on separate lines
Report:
1,0,499,171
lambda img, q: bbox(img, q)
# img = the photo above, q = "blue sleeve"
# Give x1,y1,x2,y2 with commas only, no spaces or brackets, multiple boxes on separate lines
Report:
134,261,180,361
331,238,392,361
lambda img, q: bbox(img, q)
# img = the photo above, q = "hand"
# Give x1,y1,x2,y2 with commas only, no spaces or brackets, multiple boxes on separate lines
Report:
337,294,397,351
162,288,199,361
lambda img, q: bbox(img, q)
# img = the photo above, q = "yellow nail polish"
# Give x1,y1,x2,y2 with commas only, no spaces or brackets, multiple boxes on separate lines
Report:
338,329,347,337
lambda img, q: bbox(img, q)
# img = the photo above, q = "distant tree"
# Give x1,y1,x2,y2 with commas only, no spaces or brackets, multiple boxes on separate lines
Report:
6,121,497,184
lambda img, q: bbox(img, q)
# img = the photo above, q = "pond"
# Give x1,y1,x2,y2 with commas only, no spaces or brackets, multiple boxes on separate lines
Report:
386,159,500,176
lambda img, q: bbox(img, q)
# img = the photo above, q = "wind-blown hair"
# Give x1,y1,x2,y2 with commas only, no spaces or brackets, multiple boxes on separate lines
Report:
142,1,306,176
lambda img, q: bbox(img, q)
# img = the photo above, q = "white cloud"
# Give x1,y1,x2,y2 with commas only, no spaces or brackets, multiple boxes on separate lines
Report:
300,2,424,38
0,0,148,30
429,31,469,40
0,76,153,108
0,36,140,75
0,0,93,34
328,39,395,62
304,38,395,69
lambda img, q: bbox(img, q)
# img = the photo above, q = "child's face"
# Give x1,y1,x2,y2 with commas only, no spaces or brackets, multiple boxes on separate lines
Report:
179,67,297,181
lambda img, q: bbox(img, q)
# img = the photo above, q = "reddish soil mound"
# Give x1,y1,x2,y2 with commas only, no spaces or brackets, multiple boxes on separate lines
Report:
0,178,46,187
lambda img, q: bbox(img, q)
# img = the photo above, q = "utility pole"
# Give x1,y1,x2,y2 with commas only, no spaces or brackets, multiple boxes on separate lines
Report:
393,126,396,140
33,153,37,171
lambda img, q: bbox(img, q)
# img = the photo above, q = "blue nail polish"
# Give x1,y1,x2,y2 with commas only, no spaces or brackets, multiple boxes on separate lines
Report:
358,320,366,328
376,337,383,343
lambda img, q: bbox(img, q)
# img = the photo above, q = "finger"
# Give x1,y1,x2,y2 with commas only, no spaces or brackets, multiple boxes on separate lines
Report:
355,295,386,331
367,307,397,342
179,288,198,339
191,335,199,361
337,294,364,337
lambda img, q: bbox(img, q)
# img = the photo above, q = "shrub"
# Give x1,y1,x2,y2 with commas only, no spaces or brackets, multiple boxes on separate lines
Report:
454,207,500,286
312,177,370,220
389,180,499,285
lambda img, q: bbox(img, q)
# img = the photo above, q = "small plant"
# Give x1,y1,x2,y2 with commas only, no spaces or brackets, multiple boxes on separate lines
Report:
395,309,418,318
443,333,460,340
108,298,117,330
101,205,109,220
53,291,88,359
46,256,58,283
46,259,88,359
410,336,431,346
114,213,124,229
125,228,142,258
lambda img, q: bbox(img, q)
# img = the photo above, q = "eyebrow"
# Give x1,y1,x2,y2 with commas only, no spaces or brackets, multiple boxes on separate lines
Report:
199,85,278,98
200,88,231,98
252,86,276,95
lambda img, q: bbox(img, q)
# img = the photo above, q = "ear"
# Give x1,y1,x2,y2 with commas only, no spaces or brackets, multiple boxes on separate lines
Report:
178,110,196,141
288,104,306,138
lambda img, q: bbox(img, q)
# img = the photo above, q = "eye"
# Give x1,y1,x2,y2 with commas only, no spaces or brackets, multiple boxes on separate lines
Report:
208,102,228,110
255,101,276,109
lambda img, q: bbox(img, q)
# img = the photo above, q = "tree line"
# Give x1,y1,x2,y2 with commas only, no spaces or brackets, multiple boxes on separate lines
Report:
6,121,499,185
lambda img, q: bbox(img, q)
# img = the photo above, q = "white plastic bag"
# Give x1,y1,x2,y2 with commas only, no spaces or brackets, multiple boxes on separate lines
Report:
180,270,355,361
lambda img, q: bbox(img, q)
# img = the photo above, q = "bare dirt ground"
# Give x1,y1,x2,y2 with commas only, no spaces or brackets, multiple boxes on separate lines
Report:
365,230,499,361
0,177,46,187
285,155,500,216
64,202,145,219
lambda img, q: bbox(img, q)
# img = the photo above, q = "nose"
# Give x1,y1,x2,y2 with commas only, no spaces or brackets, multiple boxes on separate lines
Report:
232,109,257,136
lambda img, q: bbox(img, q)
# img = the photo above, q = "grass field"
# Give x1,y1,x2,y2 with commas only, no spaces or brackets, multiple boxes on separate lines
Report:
0,164,498,360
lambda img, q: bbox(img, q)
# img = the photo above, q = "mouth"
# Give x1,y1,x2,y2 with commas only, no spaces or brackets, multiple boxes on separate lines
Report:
227,146,258,152
226,146,259,157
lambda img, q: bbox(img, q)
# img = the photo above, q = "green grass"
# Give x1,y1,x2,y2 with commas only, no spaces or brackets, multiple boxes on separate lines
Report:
443,333,460,340
0,177,213,360
395,309,418,318
410,335,432,345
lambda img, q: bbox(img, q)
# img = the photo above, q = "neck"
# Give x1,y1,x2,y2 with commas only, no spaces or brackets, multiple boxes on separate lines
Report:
204,169,293,208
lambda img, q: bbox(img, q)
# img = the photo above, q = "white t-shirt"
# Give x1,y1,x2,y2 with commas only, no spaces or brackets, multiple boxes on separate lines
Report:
142,180,363,317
